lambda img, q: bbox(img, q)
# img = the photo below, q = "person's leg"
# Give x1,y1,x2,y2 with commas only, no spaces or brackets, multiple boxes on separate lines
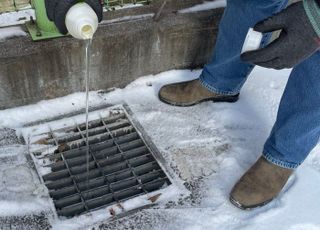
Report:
230,51,320,209
263,50,320,169
159,0,289,106
200,0,289,95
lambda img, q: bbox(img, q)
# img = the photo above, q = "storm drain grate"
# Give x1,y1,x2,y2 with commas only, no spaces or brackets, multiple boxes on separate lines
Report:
25,105,172,218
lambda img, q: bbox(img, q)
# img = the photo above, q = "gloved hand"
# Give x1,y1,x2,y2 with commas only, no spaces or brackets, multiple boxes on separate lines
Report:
45,0,103,35
241,1,320,69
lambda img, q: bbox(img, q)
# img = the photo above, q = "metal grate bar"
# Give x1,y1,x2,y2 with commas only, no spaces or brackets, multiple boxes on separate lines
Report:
77,120,121,206
53,169,165,209
50,155,158,199
55,126,135,151
76,113,126,131
46,161,161,190
60,153,90,213
57,177,167,217
51,145,148,172
87,141,119,205
44,150,154,182
100,115,149,195
28,106,171,218
48,120,132,145
50,131,141,160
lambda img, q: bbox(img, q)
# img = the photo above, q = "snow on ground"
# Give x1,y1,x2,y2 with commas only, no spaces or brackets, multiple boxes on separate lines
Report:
101,13,155,25
0,26,26,41
0,8,34,27
179,0,226,14
0,144,52,219
109,3,144,11
1,67,320,229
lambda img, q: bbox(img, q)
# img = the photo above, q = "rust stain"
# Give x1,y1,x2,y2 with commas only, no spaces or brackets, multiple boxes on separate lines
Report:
148,193,162,203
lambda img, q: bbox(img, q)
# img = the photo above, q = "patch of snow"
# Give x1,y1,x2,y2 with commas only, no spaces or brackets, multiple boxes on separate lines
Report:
101,13,155,24
0,92,105,128
0,26,27,41
178,0,226,14
0,145,51,217
0,8,35,27
0,200,50,217
103,3,144,12
3,165,37,193
113,3,144,10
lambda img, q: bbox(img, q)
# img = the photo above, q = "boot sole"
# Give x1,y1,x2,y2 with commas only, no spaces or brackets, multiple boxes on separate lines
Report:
229,195,273,210
158,93,240,107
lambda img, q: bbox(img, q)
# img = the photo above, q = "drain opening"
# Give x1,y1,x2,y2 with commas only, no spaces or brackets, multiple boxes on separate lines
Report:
26,106,172,218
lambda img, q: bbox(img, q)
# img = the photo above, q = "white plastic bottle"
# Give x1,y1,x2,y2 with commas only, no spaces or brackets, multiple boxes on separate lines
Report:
65,3,98,40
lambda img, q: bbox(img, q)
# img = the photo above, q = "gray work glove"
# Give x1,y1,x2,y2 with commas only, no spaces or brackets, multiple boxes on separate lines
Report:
241,1,320,69
45,0,103,35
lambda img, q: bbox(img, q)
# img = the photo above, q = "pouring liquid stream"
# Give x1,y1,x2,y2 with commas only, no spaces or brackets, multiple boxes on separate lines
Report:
85,39,92,189
65,1,99,190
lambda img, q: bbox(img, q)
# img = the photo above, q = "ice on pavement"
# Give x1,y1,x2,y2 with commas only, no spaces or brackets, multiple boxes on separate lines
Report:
0,67,320,229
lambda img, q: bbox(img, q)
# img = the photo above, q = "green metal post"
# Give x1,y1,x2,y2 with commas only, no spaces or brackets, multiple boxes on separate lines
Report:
32,0,59,33
26,0,64,41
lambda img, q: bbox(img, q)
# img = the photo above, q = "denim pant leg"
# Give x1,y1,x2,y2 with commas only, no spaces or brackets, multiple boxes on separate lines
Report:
200,0,288,95
263,51,320,169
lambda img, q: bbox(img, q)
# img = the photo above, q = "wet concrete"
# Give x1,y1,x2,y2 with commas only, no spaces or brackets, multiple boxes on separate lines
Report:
0,0,223,109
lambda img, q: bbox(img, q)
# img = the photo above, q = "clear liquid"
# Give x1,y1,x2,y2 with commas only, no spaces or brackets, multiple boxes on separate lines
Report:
85,39,92,188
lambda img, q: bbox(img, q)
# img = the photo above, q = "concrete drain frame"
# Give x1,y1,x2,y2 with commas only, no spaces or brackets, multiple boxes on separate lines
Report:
20,104,179,220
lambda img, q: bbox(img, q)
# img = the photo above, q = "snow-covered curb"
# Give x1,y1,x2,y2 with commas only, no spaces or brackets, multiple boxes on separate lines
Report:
0,26,27,41
0,8,34,27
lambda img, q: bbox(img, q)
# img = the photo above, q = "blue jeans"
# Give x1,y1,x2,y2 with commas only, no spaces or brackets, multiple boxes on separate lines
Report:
199,0,320,169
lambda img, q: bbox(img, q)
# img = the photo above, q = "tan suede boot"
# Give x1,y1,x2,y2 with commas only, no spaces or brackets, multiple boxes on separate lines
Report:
158,79,239,107
230,156,293,210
